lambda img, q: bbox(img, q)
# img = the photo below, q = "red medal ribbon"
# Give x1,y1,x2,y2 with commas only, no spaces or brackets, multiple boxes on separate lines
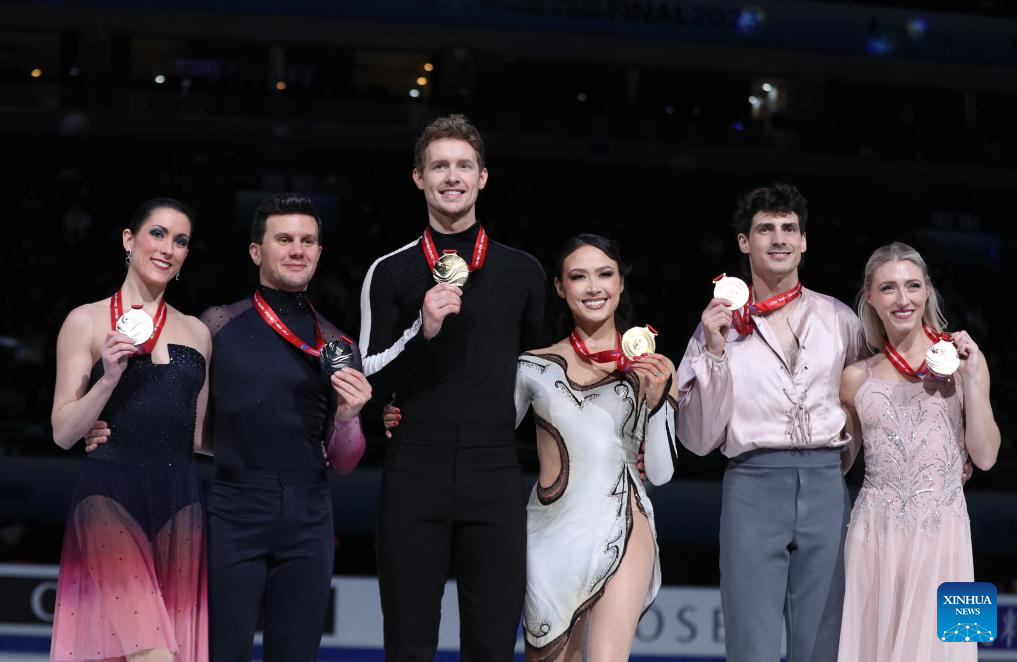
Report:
110,290,167,355
421,225,489,272
883,323,951,380
569,329,630,372
252,290,325,357
732,282,804,335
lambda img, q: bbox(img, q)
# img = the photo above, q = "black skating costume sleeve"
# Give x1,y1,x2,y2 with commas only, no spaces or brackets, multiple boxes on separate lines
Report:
359,223,550,443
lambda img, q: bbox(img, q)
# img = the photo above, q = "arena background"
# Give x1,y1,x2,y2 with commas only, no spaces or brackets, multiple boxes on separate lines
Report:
0,0,1015,659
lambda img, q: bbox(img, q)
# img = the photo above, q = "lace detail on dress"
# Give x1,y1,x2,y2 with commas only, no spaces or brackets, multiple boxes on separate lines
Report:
853,378,967,542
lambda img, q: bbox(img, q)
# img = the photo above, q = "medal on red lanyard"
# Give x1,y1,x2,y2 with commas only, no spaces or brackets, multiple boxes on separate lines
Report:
319,335,357,376
727,281,803,336
712,273,750,310
884,324,958,379
621,324,659,360
110,290,167,355
253,290,325,357
570,329,632,372
421,225,489,287
253,291,358,376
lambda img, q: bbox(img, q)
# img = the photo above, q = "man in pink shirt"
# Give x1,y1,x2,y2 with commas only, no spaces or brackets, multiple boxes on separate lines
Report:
677,183,866,662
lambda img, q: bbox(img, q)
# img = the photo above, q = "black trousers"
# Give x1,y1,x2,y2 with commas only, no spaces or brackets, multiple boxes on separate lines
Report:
207,467,333,662
377,440,526,661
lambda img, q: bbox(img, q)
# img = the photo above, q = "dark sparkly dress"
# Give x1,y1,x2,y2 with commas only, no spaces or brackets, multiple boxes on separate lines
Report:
50,344,208,662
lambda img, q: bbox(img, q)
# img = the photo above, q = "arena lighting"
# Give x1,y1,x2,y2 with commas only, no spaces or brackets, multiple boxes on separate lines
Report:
275,80,287,91
69,66,80,77
761,83,773,92
423,62,434,72
409,88,420,98
748,96,760,105
734,121,745,131
30,68,42,78
577,92,588,102
416,76,428,86
664,105,675,115
153,74,166,84
907,17,928,38
735,6,766,34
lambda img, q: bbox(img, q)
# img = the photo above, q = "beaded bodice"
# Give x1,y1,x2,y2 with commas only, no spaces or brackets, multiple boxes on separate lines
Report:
88,344,204,465
852,370,967,540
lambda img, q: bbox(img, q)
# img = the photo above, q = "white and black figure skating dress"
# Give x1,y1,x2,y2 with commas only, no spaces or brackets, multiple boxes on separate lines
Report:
514,352,678,661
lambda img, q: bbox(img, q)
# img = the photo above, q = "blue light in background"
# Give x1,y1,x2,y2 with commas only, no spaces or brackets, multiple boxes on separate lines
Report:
907,17,928,38
735,7,766,35
866,34,895,55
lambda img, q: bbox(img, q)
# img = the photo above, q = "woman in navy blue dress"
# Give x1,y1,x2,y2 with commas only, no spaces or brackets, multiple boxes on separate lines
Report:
50,199,210,662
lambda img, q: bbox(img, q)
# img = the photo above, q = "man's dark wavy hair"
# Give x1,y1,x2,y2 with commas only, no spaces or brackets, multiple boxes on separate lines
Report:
732,182,808,237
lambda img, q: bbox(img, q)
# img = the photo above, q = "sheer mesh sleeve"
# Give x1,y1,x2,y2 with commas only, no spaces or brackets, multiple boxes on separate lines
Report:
316,314,366,470
199,299,253,339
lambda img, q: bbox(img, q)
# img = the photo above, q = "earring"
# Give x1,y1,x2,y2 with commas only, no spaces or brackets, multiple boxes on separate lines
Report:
125,250,132,266
175,270,181,281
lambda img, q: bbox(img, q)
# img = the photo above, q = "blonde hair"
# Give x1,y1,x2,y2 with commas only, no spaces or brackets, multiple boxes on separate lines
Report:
856,241,948,351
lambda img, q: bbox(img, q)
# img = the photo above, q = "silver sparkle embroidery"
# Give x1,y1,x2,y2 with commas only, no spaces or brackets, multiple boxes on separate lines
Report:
853,380,968,544
782,385,813,445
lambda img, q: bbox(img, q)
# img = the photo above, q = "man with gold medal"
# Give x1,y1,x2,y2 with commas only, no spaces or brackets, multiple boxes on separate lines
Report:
358,115,549,661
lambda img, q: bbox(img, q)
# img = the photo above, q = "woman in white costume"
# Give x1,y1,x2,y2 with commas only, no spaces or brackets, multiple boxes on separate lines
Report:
514,234,678,661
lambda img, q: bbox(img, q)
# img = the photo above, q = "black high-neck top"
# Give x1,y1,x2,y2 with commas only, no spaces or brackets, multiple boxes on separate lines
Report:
360,223,550,444
201,286,360,471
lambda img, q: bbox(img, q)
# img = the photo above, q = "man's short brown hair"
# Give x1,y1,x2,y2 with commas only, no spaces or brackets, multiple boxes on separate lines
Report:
413,114,486,171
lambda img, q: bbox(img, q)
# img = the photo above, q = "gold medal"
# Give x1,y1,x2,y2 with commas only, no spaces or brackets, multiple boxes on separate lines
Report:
621,325,658,360
433,252,470,287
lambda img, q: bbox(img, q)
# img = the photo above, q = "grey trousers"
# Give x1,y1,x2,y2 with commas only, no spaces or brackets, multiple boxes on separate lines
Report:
719,448,850,662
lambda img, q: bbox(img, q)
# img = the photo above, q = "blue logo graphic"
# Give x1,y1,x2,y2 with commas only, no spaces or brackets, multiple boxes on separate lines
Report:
937,582,996,643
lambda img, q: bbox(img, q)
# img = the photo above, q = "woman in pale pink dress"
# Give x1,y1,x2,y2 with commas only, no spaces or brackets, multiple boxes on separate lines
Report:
838,242,999,662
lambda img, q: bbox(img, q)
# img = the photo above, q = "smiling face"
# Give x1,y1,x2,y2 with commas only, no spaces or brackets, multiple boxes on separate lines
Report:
249,213,322,292
738,211,807,282
866,259,929,340
412,137,488,227
555,244,624,330
122,207,191,285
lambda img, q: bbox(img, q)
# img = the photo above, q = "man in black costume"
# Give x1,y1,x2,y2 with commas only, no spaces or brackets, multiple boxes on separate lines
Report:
359,115,549,660
201,193,371,661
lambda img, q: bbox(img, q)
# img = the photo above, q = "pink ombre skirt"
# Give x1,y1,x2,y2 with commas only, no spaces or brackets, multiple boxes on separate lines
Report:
51,458,208,661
